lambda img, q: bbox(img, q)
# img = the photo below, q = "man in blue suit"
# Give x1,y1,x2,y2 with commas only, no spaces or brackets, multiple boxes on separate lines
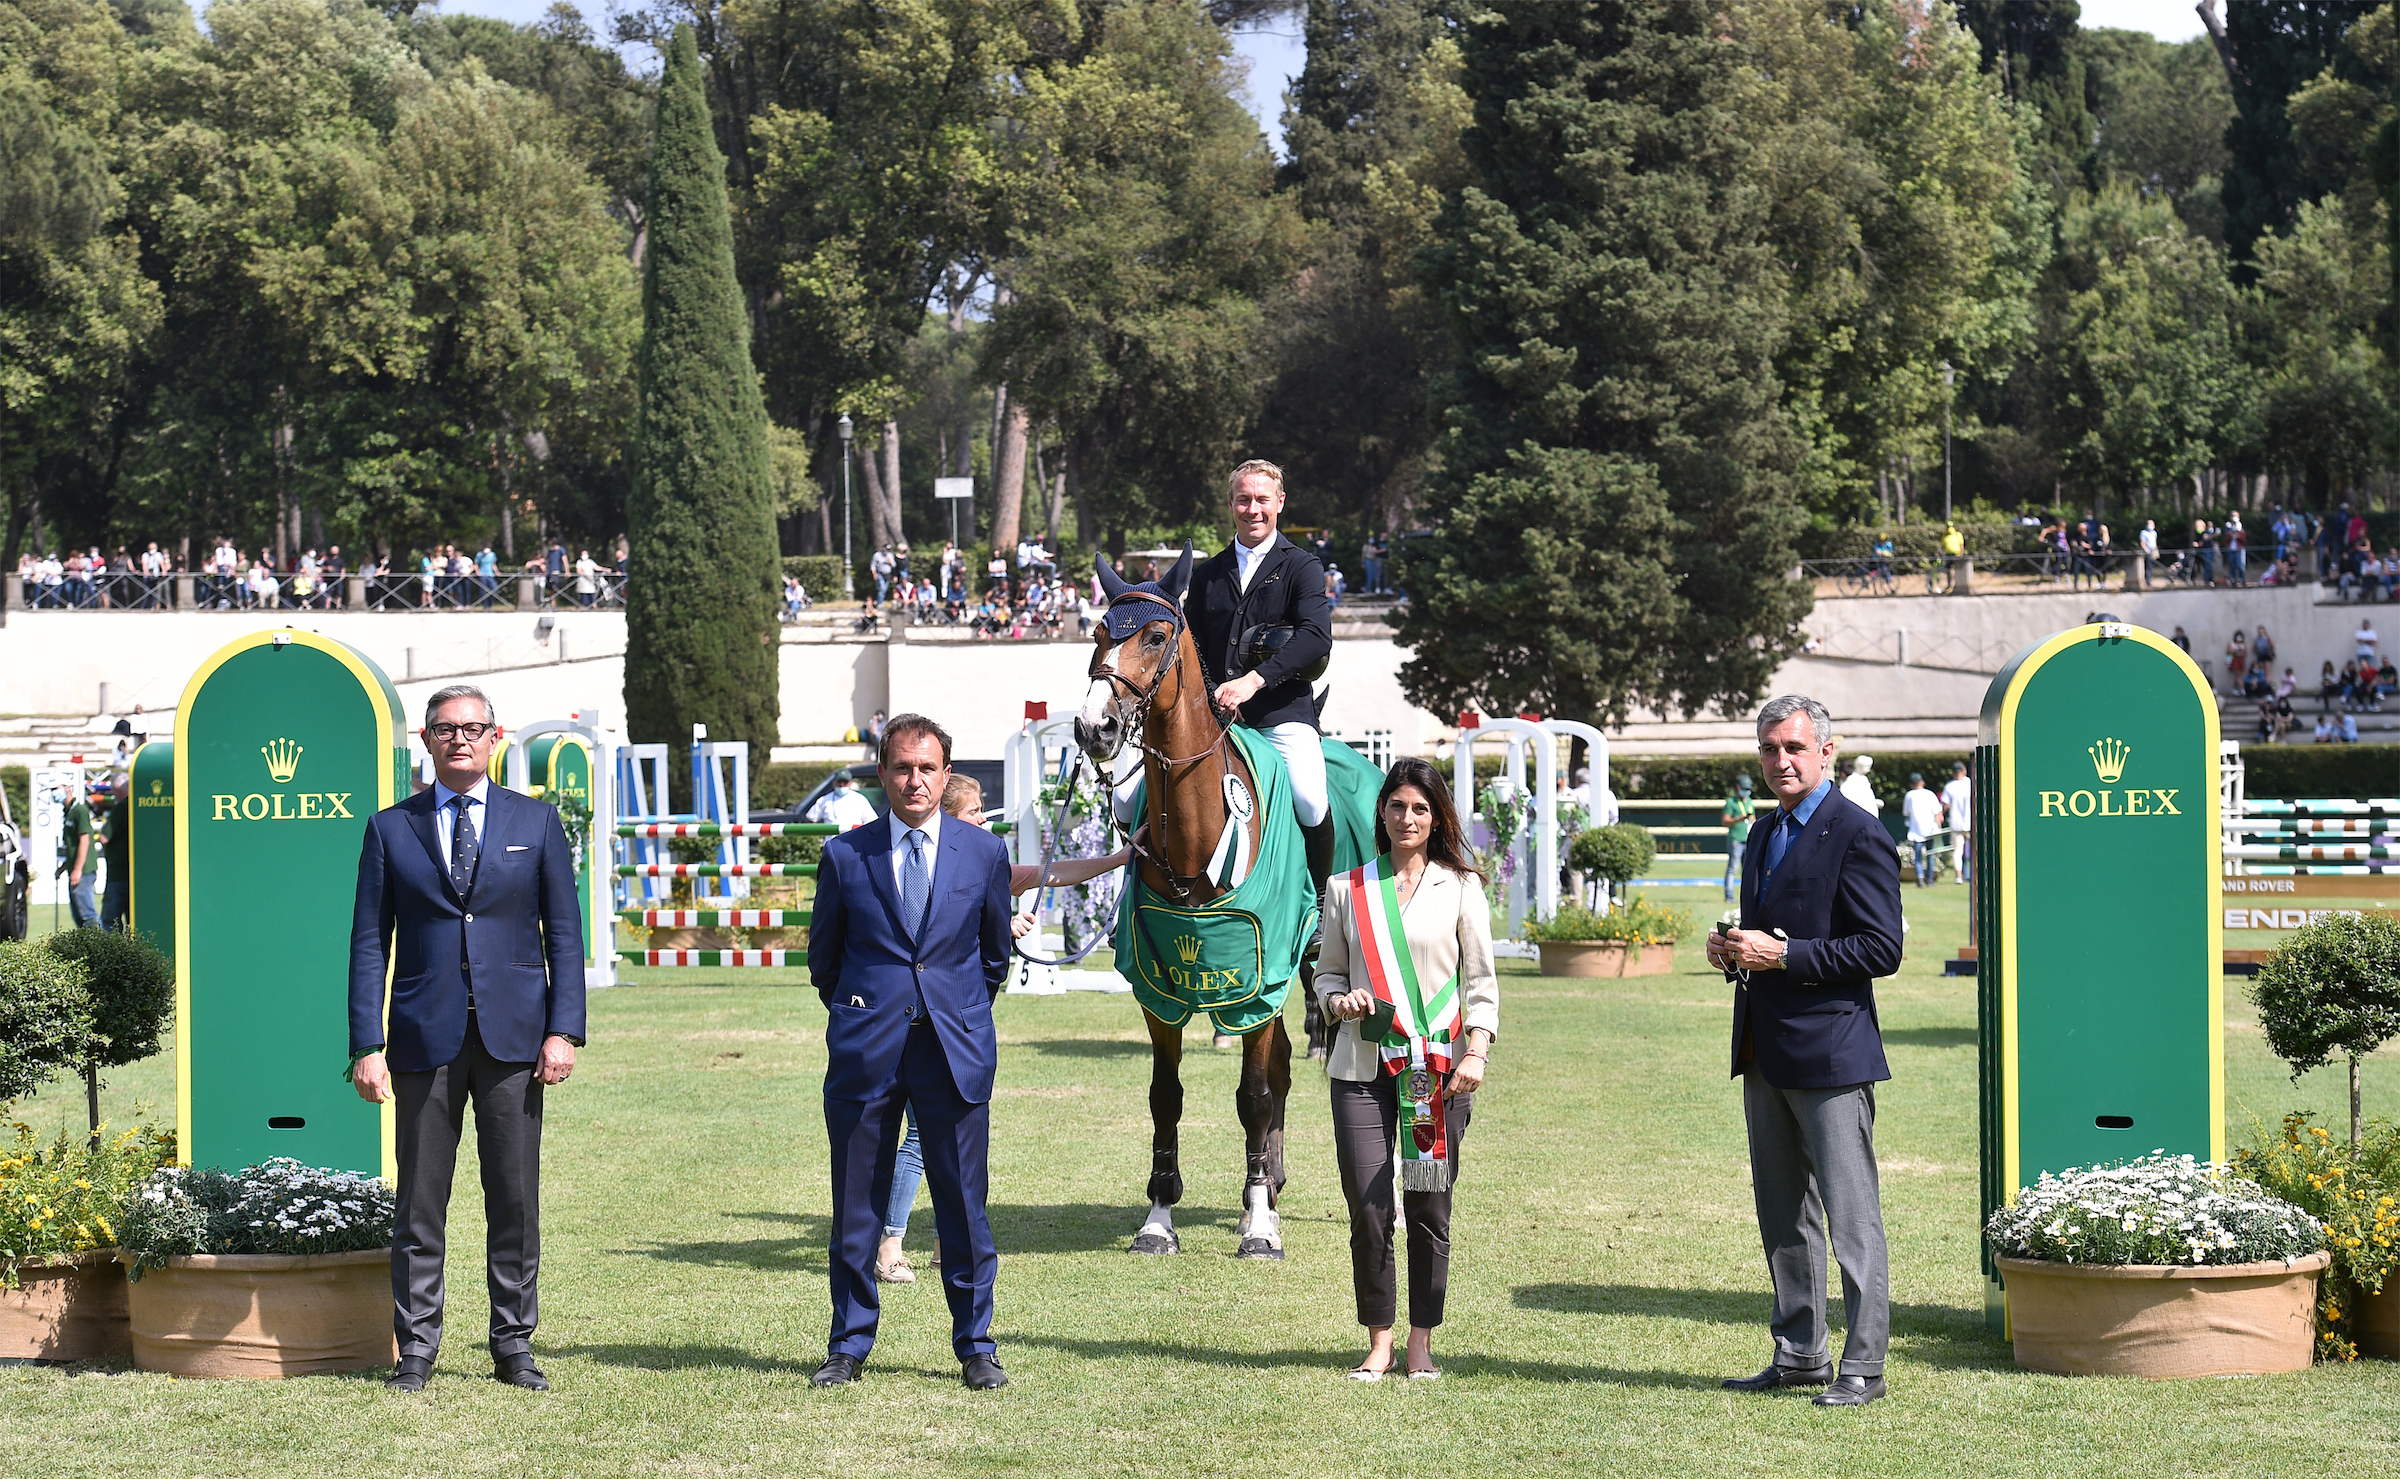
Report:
1706,694,1903,1408
349,684,585,1393
807,713,1014,1390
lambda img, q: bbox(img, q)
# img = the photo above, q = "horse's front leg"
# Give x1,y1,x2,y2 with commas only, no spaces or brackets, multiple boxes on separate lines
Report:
1133,1008,1184,1255
1233,1014,1290,1259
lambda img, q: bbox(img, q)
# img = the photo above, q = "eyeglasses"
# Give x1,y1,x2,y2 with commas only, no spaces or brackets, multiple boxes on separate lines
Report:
427,722,494,742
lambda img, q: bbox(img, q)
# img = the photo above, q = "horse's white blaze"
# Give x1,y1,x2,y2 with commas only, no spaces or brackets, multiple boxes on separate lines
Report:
1079,677,1117,734
1244,1183,1281,1247
1139,1203,1175,1240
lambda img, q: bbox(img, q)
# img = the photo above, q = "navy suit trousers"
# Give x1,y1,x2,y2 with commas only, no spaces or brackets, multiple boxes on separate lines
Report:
825,1022,996,1361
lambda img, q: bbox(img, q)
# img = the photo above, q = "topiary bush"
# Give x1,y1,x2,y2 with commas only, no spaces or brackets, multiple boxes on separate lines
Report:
2253,913,2400,1146
44,927,174,1135
1570,823,1655,886
0,941,95,1105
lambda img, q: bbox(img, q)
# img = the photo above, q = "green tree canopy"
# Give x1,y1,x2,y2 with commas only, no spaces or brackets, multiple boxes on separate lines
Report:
624,23,781,776
1398,0,1806,725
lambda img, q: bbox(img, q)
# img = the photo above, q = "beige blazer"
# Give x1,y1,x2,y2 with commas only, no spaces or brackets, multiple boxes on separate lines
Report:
1310,860,1500,1082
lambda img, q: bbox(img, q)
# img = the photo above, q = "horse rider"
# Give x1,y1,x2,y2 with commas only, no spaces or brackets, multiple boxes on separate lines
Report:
1186,458,1338,925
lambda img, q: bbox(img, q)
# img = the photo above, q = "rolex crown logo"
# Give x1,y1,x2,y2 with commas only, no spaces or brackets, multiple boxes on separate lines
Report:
2087,736,2129,785
261,737,303,784
1174,933,1203,965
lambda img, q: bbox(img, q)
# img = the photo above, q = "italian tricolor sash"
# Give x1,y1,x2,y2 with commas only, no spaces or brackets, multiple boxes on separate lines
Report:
1346,855,1460,1192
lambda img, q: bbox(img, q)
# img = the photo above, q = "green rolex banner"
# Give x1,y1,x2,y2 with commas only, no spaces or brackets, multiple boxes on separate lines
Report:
177,632,409,1179
128,739,174,961
1114,726,1318,1036
1977,622,2223,1335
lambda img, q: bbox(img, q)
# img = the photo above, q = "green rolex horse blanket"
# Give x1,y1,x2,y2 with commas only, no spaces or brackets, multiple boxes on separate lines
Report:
1113,725,1318,1035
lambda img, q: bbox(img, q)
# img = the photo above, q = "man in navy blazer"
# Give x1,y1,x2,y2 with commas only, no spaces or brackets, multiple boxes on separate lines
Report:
807,713,1014,1391
348,685,585,1393
1706,694,1903,1408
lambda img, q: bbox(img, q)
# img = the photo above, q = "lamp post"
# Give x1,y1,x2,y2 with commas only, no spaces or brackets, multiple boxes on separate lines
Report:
837,413,854,599
1941,360,1955,523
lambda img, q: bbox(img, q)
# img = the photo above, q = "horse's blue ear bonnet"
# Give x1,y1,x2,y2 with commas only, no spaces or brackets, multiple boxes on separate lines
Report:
1094,543,1195,641
1100,590,1181,640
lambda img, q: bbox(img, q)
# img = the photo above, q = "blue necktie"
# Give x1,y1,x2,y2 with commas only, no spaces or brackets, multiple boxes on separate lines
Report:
1761,807,1796,881
902,829,930,1016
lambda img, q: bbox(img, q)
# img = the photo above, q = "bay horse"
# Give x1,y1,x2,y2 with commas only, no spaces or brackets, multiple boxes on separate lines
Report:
1073,547,1294,1259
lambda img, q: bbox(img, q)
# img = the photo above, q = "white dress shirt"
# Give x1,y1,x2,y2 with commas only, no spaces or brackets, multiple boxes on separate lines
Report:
431,775,491,863
1233,533,1273,592
889,806,941,898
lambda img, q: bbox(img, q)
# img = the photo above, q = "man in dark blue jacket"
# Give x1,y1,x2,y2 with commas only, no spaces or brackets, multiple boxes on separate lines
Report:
349,685,585,1393
807,714,1014,1391
1707,694,1903,1408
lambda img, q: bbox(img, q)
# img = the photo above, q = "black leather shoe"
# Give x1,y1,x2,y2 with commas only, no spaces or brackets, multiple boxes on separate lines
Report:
493,1352,550,1390
1813,1374,1886,1407
1721,1361,1834,1392
811,1353,865,1388
961,1353,1008,1390
386,1355,433,1392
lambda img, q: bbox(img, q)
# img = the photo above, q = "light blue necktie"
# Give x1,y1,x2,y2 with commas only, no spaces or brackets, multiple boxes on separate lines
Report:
902,829,931,940
902,829,931,1016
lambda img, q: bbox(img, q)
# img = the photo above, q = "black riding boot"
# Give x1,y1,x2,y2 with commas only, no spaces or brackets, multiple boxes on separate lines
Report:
1301,817,1336,961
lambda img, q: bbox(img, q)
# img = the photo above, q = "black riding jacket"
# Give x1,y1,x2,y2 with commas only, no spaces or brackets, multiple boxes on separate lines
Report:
1187,534,1333,731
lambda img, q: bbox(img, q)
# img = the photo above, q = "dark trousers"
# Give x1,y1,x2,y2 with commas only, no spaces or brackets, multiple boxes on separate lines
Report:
1330,1075,1472,1329
1741,1072,1889,1376
825,1021,996,1361
392,1015,544,1361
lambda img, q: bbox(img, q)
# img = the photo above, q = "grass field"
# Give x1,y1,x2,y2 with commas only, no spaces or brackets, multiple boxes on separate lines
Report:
8,880,2400,1477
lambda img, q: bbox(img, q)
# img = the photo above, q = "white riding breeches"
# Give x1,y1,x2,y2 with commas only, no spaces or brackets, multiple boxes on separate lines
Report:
1262,722,1329,827
1109,722,1329,828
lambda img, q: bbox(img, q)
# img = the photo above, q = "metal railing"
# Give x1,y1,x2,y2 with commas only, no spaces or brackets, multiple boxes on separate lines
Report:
10,567,630,612
1801,548,2288,596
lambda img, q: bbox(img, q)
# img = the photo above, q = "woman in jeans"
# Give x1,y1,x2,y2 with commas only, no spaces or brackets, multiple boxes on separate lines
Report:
1311,757,1498,1380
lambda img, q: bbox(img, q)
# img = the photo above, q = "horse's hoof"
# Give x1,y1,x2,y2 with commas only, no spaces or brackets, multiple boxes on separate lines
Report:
1212,1034,1237,1050
1236,1237,1285,1261
1130,1232,1180,1255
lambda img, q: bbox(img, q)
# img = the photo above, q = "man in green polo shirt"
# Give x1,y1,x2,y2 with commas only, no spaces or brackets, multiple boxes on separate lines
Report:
1722,773,1755,901
62,780,98,927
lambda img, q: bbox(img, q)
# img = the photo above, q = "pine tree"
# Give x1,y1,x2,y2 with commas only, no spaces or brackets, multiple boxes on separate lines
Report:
1396,0,1807,726
624,25,781,781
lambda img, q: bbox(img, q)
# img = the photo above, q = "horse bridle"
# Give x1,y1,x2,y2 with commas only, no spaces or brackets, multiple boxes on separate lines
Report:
1088,594,1236,901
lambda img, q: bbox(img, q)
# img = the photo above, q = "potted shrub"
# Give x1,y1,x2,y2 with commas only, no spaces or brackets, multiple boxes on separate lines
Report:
1568,824,1655,908
119,1159,396,1378
44,927,175,1138
0,938,97,1111
2234,1112,2400,1361
2252,913,2400,1147
1987,1153,2330,1377
0,1119,174,1361
1525,898,1687,978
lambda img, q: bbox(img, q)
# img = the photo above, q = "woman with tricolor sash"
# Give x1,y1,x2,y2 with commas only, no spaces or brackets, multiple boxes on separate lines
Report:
1311,757,1498,1381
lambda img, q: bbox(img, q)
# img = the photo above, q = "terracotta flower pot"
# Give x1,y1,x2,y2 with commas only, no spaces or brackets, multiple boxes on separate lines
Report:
1996,1250,2330,1377
1536,939,1676,977
0,1252,131,1362
124,1248,394,1378
2359,1281,2400,1360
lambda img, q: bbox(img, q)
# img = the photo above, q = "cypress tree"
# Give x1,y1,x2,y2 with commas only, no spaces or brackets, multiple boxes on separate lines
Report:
1395,0,1806,726
625,25,780,782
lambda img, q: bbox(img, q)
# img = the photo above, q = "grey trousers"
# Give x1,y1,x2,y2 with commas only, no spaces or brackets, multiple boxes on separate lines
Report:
1330,1076,1472,1329
392,1015,544,1361
1740,1072,1889,1377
